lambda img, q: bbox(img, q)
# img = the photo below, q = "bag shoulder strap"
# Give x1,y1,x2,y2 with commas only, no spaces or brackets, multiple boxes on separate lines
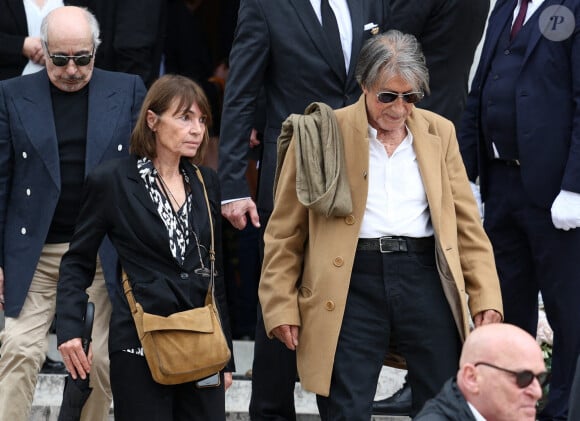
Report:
122,165,217,310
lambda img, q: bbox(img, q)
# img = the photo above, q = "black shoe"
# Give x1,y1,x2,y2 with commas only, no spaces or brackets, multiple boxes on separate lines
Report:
40,356,67,374
372,382,412,416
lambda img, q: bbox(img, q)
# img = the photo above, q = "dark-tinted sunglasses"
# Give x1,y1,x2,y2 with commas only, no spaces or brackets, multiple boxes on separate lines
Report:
475,362,550,388
376,91,424,104
46,46,94,67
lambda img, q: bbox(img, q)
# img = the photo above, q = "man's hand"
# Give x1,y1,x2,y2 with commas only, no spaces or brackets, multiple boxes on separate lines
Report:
58,338,92,380
22,37,45,65
473,309,502,327
551,190,580,231
271,324,299,351
249,128,261,148
221,198,260,230
224,372,233,390
0,267,4,311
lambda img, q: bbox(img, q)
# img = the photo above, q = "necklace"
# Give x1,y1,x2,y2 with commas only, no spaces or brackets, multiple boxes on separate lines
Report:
156,169,210,276
157,172,185,211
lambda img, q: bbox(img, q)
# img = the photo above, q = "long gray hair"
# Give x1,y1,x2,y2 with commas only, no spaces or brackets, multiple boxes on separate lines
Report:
355,30,430,94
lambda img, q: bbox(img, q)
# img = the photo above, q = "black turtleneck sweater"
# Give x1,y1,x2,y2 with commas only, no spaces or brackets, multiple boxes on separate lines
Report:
45,83,89,243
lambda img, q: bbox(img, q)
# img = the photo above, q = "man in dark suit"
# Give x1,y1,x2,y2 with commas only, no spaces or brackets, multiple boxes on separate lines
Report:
458,1,580,419
218,0,389,418
0,6,146,420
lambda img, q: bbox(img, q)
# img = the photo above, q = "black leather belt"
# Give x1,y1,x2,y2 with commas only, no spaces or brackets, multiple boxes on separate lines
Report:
356,236,434,253
493,158,520,167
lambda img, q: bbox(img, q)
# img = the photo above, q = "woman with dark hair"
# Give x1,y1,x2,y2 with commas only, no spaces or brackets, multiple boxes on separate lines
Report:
56,74,234,421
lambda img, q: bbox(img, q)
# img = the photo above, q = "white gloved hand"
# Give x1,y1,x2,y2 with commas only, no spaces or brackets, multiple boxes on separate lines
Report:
551,190,580,230
470,182,484,219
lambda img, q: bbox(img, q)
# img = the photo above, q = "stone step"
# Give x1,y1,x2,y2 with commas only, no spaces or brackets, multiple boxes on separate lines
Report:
32,340,410,421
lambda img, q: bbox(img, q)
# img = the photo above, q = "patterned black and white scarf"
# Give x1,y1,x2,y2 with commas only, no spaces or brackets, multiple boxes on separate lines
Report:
137,157,193,265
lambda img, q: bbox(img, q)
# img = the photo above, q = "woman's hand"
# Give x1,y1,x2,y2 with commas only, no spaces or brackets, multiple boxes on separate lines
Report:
271,324,299,350
58,338,92,379
224,372,233,390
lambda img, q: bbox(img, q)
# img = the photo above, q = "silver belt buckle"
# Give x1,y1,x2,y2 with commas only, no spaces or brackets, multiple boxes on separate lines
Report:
379,236,395,253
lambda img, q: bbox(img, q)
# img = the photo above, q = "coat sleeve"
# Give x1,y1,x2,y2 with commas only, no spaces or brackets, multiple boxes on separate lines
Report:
258,138,309,337
444,124,503,319
56,167,111,345
0,82,12,268
218,0,271,201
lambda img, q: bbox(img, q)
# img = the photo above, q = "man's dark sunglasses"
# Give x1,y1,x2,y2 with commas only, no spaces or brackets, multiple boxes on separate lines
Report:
475,362,550,388
45,45,94,67
376,91,424,104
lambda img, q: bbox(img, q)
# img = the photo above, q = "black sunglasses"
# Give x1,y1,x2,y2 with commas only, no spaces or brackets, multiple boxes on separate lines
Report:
45,45,94,67
376,91,424,104
475,362,550,388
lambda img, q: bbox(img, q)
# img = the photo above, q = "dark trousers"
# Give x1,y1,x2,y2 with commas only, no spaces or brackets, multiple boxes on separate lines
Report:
484,161,580,421
249,209,298,421
568,354,580,420
110,351,226,421
316,248,461,420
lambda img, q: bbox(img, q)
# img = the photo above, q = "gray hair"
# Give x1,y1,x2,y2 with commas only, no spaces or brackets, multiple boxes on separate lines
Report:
355,30,430,94
41,7,102,52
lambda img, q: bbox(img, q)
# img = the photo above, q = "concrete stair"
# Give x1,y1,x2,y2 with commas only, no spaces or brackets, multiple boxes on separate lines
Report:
31,340,410,421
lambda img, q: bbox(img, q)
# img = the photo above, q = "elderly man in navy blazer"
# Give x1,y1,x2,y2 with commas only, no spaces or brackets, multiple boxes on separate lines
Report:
459,1,580,419
0,6,145,421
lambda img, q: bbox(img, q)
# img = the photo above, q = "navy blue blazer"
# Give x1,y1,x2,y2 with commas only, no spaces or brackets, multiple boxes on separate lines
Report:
458,0,580,208
0,68,146,317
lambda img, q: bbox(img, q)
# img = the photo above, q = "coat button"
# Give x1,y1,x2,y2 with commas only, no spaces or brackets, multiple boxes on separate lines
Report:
22,151,28,159
117,144,123,151
325,300,335,311
333,256,344,267
26,188,31,196
345,215,355,225
180,272,189,279
21,227,27,235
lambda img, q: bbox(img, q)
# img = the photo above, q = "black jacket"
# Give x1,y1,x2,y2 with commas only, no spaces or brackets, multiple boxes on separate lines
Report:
0,0,28,80
414,378,477,420
56,155,234,371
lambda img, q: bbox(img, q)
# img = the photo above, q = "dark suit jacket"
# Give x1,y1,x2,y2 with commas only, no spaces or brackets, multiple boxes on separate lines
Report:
218,0,390,212
414,378,476,420
0,68,146,317
459,0,580,208
0,0,28,80
66,0,166,87
56,156,234,370
389,0,490,127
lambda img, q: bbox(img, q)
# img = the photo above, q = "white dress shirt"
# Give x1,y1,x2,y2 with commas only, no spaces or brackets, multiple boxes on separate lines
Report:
467,402,487,421
309,0,352,73
358,126,434,239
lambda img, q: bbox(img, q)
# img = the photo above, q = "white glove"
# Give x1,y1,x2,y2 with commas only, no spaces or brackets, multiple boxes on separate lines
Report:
470,182,484,219
551,190,580,230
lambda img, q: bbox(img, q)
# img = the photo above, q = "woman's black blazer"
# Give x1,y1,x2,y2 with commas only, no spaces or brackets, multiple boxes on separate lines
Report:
56,155,234,371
